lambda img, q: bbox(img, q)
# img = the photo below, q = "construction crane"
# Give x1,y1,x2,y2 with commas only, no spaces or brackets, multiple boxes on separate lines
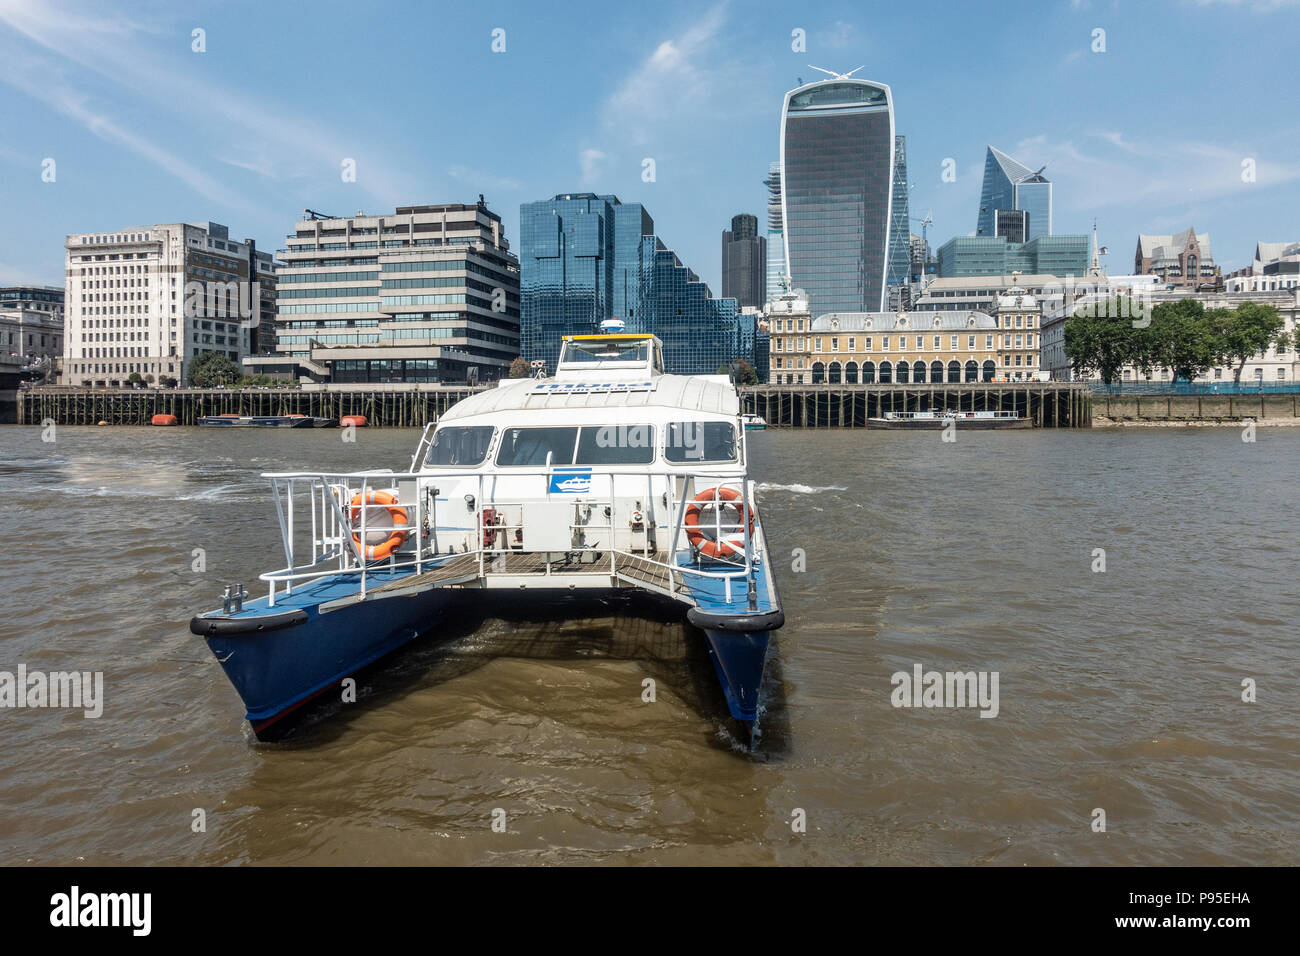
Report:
909,210,933,246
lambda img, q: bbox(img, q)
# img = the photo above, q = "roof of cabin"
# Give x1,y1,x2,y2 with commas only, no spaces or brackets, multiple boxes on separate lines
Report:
440,374,739,422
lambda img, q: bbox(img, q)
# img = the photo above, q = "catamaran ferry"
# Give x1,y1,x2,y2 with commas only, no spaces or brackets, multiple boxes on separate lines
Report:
191,327,784,742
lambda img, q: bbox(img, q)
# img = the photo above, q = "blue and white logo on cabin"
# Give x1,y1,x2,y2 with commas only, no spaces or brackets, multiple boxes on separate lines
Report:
549,468,592,493
531,380,656,394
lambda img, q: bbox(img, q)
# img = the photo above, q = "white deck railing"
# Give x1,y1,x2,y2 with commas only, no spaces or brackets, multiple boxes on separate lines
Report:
255,465,765,611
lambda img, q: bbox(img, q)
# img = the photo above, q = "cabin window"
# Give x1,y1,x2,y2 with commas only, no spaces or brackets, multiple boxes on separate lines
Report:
425,425,494,466
560,340,650,365
495,425,658,466
575,425,656,465
665,421,738,463
496,426,579,466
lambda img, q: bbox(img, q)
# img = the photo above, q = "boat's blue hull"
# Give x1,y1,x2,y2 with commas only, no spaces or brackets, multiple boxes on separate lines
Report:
194,564,780,739
201,588,449,738
701,629,771,723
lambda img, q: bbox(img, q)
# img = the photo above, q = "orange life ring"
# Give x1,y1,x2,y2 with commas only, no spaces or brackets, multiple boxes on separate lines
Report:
348,490,408,561
684,487,754,559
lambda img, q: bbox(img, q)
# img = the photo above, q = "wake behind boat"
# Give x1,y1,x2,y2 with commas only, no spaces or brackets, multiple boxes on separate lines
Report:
190,327,783,742
867,410,1030,429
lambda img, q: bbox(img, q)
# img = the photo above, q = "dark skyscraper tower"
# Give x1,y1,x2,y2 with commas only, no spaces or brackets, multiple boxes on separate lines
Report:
780,70,896,315
722,213,766,309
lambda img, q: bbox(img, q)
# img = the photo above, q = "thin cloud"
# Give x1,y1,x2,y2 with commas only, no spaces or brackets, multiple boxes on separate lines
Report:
600,3,733,146
0,48,259,214
578,148,606,185
0,0,420,204
1013,131,1300,212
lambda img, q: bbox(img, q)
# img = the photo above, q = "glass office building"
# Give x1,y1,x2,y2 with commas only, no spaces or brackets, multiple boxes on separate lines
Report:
887,134,911,288
764,162,786,301
520,193,757,377
780,77,896,315
977,146,1053,241
936,234,1089,278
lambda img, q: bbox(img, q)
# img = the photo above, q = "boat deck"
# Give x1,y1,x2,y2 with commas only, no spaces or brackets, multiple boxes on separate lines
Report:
363,549,693,597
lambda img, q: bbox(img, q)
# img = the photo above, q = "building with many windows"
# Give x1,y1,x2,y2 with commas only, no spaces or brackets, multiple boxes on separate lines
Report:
988,287,1042,379
519,193,755,377
258,201,520,384
764,162,786,301
771,309,1006,385
936,234,1089,279
1,286,64,378
888,135,911,288
722,213,766,309
1040,288,1300,383
780,72,897,315
1224,241,1299,293
63,222,275,386
977,146,1052,241
1134,228,1218,290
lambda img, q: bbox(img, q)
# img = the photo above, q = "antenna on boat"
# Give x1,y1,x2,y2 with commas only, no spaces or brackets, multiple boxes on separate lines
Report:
808,65,866,80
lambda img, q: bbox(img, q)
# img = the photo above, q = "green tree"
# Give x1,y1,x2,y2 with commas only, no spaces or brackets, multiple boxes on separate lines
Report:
508,356,529,378
720,359,758,385
1064,302,1140,384
1217,301,1283,383
1147,299,1217,383
187,351,241,387
126,371,143,386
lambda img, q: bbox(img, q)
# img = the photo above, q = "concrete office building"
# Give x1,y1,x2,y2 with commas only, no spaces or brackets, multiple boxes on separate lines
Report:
1224,241,1300,293
260,201,520,384
63,222,275,386
1,286,64,378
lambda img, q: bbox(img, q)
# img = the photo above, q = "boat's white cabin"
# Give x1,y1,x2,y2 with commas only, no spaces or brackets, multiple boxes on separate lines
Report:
405,332,748,557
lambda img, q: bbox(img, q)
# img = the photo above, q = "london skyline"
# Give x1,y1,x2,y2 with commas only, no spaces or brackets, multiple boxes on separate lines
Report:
2,0,1298,295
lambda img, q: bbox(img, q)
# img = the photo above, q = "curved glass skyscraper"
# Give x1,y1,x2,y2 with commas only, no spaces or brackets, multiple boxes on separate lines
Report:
780,77,895,315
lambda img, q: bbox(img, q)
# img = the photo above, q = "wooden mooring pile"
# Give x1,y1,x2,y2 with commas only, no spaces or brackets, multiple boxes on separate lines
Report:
19,386,487,427
19,382,1091,428
742,383,1092,428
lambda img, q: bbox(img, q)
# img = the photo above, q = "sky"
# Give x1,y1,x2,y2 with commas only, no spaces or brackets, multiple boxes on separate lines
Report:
1,0,1298,293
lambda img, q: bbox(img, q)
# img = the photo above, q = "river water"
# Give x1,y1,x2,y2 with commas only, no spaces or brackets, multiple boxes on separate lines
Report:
0,424,1296,865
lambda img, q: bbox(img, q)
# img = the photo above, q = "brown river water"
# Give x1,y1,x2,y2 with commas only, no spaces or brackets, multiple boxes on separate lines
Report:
0,424,1296,865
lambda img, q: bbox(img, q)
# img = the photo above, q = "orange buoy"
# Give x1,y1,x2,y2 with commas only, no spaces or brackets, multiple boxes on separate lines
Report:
347,490,408,560
340,415,367,428
151,414,179,426
684,486,755,559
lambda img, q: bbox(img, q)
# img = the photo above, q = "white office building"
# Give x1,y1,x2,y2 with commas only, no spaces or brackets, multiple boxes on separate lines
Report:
63,222,276,386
